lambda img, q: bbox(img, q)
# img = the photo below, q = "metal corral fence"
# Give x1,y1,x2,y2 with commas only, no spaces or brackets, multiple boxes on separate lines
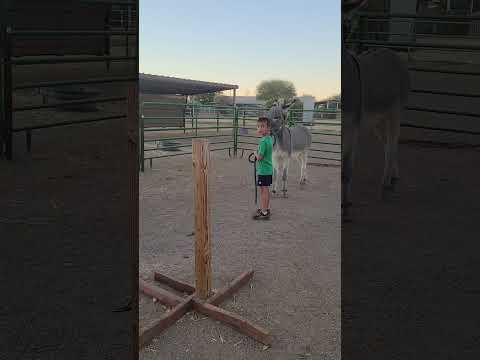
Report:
346,13,480,140
1,1,138,160
234,107,341,166
140,103,237,171
140,103,341,171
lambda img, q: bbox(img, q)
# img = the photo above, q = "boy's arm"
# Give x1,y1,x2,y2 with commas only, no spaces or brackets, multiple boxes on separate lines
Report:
256,140,265,160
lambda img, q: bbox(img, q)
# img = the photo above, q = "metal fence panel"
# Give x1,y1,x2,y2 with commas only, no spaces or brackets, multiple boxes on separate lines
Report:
139,103,342,170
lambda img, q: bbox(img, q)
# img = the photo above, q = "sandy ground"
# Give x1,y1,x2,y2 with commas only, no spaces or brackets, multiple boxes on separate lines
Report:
1,121,134,359
342,125,480,359
139,151,340,360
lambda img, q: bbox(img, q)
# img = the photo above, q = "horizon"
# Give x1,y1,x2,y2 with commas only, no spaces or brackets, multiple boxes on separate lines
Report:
139,0,340,101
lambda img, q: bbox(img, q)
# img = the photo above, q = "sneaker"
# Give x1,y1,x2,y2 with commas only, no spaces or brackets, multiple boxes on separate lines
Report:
252,209,270,220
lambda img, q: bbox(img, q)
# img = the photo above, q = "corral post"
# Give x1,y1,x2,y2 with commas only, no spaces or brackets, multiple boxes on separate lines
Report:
192,139,212,299
195,106,198,137
3,27,12,160
140,102,145,172
127,83,140,353
233,106,238,157
191,103,195,131
183,96,187,134
0,22,4,158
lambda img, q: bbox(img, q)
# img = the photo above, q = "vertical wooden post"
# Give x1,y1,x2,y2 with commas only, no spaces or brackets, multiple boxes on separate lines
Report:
192,139,212,300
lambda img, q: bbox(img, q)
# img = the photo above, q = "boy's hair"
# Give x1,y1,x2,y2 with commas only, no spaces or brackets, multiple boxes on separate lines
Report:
257,117,270,127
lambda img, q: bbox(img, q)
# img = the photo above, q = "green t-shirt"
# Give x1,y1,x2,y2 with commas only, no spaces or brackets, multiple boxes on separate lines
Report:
256,135,273,175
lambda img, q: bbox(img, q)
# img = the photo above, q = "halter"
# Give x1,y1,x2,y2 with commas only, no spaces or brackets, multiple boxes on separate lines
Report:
271,119,293,156
270,130,277,147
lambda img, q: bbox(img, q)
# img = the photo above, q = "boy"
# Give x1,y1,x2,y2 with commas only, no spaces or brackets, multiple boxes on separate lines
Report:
253,117,273,220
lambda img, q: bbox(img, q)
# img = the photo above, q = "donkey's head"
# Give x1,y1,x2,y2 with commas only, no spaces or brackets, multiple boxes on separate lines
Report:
269,99,297,120
268,98,297,133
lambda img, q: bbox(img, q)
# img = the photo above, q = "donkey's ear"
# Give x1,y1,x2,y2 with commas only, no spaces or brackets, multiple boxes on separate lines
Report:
342,0,368,14
283,99,296,108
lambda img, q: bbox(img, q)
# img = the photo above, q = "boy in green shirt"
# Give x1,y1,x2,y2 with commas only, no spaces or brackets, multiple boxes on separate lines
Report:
253,117,273,220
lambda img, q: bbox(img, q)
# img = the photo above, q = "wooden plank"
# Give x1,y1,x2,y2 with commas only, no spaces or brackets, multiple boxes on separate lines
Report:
139,279,183,307
207,270,254,306
139,295,194,348
193,301,272,346
192,139,212,299
154,272,196,294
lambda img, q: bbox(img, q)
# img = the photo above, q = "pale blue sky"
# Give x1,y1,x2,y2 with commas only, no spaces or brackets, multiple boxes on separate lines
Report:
140,0,340,100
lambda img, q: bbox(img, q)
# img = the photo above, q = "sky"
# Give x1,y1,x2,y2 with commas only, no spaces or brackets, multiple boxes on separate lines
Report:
139,0,340,101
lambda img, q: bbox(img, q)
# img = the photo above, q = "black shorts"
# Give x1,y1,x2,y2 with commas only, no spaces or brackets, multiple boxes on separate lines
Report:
257,175,272,187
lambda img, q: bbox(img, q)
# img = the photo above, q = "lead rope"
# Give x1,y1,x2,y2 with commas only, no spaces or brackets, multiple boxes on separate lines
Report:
248,152,257,205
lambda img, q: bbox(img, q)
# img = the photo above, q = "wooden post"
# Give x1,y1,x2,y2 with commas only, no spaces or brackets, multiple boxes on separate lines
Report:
192,139,212,300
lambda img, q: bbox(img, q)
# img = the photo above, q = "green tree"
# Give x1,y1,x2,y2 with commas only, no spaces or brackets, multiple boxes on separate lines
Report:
288,98,304,126
256,80,297,108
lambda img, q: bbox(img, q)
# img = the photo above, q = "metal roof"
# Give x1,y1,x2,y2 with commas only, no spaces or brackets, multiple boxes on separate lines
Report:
139,73,239,96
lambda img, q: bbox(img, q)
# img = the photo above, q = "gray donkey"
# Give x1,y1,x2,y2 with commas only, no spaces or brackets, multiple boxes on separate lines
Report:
267,99,312,197
342,0,410,217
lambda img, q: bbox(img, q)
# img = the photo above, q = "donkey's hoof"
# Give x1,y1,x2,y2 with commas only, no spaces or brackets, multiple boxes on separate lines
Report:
390,177,400,192
380,186,396,201
341,201,353,209
342,207,352,222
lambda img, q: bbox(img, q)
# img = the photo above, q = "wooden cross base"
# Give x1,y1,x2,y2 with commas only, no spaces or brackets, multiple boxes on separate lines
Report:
139,270,272,348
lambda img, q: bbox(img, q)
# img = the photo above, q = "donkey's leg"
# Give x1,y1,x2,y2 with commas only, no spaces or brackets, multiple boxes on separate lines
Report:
299,150,308,184
381,121,393,195
282,158,290,197
390,106,402,191
295,152,304,184
342,118,360,218
380,112,398,199
272,154,281,195
342,146,353,213
381,105,401,197
272,165,278,194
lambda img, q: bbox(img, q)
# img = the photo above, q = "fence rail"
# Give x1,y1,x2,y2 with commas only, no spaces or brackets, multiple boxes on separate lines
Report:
139,103,341,171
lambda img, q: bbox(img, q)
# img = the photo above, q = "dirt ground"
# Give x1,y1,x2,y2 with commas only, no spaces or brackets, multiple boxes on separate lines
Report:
1,121,134,359
139,151,340,360
342,126,480,359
